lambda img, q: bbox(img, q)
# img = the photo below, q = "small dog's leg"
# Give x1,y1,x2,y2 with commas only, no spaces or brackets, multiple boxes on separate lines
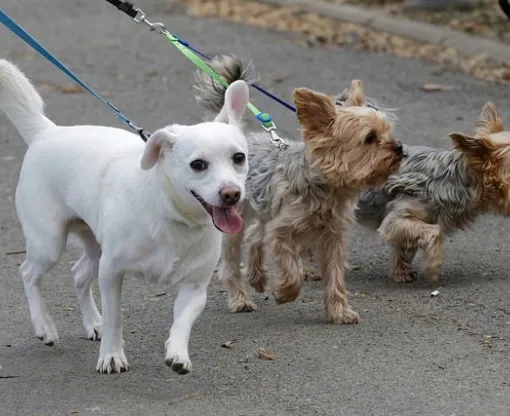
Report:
72,253,101,341
302,247,321,281
20,257,60,346
219,230,257,312
390,246,418,283
72,226,102,341
246,221,269,293
165,282,208,375
318,235,360,324
272,234,303,304
420,226,444,282
379,211,443,283
96,259,128,374
19,230,66,346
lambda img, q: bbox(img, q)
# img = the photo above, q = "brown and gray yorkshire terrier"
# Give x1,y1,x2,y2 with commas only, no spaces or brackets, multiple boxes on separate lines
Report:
193,55,403,324
355,102,510,283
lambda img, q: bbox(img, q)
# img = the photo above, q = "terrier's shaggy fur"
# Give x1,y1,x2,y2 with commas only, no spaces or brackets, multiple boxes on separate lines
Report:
194,56,403,323
356,102,510,283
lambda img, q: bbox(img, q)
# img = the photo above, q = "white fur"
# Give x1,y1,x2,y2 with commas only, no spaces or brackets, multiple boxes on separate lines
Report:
0,59,250,374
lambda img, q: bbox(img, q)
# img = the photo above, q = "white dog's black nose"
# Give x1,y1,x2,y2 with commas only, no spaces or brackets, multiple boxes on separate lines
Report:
220,187,241,205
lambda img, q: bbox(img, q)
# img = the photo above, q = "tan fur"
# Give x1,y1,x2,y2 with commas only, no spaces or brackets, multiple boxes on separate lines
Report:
220,81,403,323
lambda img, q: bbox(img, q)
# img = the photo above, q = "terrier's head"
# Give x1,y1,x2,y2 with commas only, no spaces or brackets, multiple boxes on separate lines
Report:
293,80,403,189
449,102,510,215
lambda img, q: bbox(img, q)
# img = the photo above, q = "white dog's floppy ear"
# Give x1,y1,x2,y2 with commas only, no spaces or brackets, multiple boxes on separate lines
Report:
214,80,249,125
140,128,177,170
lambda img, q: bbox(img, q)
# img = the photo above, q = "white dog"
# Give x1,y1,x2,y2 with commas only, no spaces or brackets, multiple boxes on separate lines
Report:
0,59,250,374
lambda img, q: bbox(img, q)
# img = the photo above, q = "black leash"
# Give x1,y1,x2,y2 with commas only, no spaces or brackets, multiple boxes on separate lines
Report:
500,0,510,19
104,0,139,18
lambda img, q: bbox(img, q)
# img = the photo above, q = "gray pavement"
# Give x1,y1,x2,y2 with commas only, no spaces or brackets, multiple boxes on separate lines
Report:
1,1,510,415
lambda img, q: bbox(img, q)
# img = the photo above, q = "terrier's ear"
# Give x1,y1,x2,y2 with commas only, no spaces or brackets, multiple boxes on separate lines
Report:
293,88,337,140
343,79,366,107
449,131,496,158
475,102,504,137
140,128,176,170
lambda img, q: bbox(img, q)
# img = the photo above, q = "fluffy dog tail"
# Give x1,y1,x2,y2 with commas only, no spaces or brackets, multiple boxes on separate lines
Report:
193,55,259,121
0,59,55,145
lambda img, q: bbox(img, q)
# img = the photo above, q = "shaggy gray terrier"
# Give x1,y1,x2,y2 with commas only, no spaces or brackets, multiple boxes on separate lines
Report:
356,102,510,283
193,55,403,323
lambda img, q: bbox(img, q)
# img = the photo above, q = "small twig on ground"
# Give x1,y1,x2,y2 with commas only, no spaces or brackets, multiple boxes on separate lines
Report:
5,250,26,255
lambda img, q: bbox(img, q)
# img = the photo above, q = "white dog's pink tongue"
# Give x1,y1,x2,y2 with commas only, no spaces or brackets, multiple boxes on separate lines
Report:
212,207,243,234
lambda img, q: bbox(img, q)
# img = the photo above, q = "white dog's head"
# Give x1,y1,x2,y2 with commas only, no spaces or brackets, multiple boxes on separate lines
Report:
140,80,249,234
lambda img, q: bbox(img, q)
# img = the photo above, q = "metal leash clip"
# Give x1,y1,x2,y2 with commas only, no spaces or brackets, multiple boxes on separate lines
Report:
264,125,288,151
132,8,167,35
256,112,287,150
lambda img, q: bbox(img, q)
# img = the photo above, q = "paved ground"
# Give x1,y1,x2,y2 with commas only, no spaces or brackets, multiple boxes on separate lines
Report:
1,1,510,415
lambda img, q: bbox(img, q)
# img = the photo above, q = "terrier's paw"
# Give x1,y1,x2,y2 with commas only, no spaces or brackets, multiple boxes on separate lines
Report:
228,295,257,313
273,284,300,304
96,350,129,374
426,273,440,282
303,270,322,282
33,314,59,346
327,306,360,325
392,269,417,283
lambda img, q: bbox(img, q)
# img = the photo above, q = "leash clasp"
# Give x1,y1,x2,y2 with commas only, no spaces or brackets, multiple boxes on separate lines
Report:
132,8,167,35
256,112,287,150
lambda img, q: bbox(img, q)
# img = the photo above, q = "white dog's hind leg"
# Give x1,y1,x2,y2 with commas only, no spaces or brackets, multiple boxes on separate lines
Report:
96,259,128,374
165,281,208,375
20,233,66,346
72,228,102,341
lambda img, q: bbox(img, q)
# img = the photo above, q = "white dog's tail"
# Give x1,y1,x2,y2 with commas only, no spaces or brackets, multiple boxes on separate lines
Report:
0,59,55,145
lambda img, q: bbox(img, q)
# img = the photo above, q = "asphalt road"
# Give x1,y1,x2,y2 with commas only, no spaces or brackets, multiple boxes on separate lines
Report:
1,1,510,415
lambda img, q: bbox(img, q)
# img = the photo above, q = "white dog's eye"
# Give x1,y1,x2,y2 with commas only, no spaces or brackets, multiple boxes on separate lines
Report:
190,159,208,172
233,153,246,165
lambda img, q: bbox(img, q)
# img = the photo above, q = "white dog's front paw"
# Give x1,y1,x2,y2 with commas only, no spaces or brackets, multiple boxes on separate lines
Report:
33,314,59,346
165,342,192,375
96,349,129,374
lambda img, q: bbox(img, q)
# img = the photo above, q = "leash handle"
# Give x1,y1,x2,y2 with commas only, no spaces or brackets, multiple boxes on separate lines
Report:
104,0,138,18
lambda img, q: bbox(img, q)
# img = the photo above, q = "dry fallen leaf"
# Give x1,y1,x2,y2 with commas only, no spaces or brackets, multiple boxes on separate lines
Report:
37,83,58,92
421,84,455,92
60,85,85,94
259,348,275,360
483,334,493,348
221,340,236,349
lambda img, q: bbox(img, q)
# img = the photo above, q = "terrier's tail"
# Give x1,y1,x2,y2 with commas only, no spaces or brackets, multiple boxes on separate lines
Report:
0,59,55,145
193,55,259,121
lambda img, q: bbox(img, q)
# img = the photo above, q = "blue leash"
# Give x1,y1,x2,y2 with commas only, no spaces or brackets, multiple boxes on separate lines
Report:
0,7,151,141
